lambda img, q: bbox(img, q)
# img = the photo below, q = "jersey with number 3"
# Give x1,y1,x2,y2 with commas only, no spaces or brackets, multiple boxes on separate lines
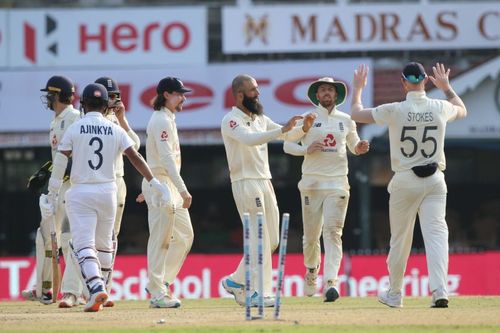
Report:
372,91,458,172
58,112,135,184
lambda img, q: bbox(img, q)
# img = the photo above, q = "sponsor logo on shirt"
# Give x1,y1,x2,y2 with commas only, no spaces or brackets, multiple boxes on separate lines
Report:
304,196,310,206
160,130,168,141
229,120,239,129
255,197,262,208
313,123,322,127
322,133,337,152
51,134,58,148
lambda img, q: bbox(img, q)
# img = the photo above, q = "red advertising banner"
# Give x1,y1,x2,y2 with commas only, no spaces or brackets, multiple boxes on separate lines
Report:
1,252,499,301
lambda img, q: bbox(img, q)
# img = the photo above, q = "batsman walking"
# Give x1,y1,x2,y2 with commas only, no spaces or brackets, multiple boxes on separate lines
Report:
350,62,467,308
41,83,171,312
221,74,316,307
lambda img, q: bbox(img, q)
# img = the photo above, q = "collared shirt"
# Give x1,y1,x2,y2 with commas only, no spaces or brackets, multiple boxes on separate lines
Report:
145,106,187,194
105,111,140,177
49,105,81,160
284,105,359,190
221,106,305,183
58,112,134,184
372,90,457,172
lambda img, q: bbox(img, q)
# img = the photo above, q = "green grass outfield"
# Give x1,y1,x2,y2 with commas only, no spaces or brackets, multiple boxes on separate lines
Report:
1,296,500,333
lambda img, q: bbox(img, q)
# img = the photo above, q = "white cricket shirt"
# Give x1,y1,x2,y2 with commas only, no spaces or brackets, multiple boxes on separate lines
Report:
58,112,134,184
372,91,458,172
221,106,306,183
145,107,187,194
284,105,360,190
49,105,81,160
105,111,140,177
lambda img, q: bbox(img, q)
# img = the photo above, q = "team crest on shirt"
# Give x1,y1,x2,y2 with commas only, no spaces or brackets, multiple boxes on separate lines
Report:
61,120,65,130
160,130,168,141
229,120,239,129
339,122,344,131
304,196,310,206
313,123,322,128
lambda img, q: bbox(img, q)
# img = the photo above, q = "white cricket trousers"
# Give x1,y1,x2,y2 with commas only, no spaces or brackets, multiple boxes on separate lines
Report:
387,169,448,296
142,175,193,298
65,183,117,287
230,179,280,296
301,188,349,286
113,176,127,236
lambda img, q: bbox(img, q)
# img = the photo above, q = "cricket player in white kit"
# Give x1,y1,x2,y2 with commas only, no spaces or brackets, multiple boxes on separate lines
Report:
221,74,316,307
284,77,369,302
22,76,84,307
142,77,193,309
350,62,467,308
40,83,171,312
94,77,140,307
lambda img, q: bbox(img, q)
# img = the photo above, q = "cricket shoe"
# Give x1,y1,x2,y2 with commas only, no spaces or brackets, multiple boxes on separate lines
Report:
150,293,181,308
323,280,340,302
59,293,78,308
84,284,108,312
103,300,115,307
250,292,275,308
431,287,449,308
222,277,246,306
21,289,38,301
378,289,403,308
304,267,318,297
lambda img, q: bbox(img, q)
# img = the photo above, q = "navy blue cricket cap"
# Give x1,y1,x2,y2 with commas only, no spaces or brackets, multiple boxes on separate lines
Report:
40,75,75,94
81,83,109,103
402,62,427,84
95,76,120,94
156,77,192,95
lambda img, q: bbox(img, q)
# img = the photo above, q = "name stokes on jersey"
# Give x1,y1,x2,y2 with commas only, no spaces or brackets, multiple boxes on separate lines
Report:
80,124,113,135
407,111,434,122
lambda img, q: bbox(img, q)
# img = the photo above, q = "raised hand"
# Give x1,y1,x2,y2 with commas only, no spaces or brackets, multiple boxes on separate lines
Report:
302,112,317,132
429,63,451,91
353,64,369,90
281,115,304,133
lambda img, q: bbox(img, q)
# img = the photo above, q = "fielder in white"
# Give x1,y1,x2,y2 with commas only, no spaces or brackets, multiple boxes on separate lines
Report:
221,74,316,307
41,83,170,312
94,76,141,307
22,76,84,307
284,77,369,302
141,77,193,309
350,62,467,308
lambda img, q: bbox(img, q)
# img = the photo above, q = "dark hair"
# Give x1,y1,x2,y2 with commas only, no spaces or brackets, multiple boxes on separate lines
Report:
82,99,107,112
58,92,73,105
153,94,166,111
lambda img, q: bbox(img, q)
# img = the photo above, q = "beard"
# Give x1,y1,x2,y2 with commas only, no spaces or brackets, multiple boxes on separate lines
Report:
242,94,263,116
319,95,335,109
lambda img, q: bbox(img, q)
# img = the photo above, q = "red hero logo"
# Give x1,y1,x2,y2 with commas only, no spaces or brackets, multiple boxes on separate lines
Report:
323,133,336,147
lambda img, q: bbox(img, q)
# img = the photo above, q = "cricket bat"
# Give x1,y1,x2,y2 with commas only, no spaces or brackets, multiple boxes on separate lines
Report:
50,217,61,303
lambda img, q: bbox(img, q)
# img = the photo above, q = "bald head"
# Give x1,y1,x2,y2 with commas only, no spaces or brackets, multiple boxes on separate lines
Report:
232,74,254,97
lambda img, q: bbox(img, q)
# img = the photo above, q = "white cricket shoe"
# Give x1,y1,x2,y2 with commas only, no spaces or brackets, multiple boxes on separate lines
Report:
150,293,181,308
431,287,449,308
378,289,403,308
323,280,340,302
304,267,318,297
250,292,275,308
84,284,108,312
59,293,78,308
21,289,38,301
222,277,246,306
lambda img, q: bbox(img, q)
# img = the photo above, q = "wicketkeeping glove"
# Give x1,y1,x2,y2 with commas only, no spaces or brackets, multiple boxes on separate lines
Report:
27,161,52,193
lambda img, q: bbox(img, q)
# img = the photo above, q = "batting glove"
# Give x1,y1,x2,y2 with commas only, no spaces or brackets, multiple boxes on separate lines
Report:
39,193,56,219
149,178,171,207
